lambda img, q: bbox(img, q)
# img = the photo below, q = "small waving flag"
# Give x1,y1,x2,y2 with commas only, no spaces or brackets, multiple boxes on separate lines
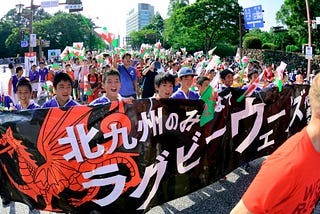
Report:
237,71,264,102
200,72,220,126
274,61,287,92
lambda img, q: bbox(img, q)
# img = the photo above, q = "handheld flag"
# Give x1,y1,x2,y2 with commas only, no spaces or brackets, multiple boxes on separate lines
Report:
237,71,264,102
274,61,287,92
199,72,220,126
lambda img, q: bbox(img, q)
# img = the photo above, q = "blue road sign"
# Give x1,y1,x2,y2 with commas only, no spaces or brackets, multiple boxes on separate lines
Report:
243,5,264,29
21,40,28,48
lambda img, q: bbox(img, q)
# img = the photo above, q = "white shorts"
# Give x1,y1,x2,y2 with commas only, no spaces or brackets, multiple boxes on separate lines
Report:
31,83,38,91
39,82,45,90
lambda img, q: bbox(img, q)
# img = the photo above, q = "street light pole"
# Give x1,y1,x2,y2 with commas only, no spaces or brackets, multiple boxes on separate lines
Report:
29,0,34,53
305,0,311,78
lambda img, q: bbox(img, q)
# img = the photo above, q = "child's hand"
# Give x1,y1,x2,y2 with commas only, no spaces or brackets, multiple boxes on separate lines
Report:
123,96,134,104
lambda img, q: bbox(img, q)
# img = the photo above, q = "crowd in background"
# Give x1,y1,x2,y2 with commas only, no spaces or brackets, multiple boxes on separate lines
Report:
0,49,317,111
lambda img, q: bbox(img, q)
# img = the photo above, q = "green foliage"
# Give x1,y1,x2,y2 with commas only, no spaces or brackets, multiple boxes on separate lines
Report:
164,0,242,53
243,36,262,49
0,22,14,56
129,29,159,50
286,45,300,52
214,44,237,57
0,7,103,58
243,29,272,44
276,0,320,52
144,12,164,34
167,0,190,16
271,30,294,51
262,43,278,50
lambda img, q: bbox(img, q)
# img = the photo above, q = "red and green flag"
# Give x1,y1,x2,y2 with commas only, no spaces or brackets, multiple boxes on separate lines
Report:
97,27,119,48
200,72,220,126
237,72,264,102
273,61,287,92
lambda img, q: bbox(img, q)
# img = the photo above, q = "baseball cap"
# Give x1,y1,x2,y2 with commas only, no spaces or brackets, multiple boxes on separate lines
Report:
178,67,197,78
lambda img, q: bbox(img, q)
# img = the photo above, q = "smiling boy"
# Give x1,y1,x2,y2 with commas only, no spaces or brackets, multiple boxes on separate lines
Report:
153,72,175,99
170,67,199,99
15,78,40,110
42,72,80,108
89,69,133,105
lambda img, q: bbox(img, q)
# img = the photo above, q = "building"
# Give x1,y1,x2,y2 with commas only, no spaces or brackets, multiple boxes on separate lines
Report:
126,3,155,35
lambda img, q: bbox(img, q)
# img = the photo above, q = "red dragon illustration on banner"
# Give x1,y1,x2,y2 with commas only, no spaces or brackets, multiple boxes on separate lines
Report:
0,101,141,212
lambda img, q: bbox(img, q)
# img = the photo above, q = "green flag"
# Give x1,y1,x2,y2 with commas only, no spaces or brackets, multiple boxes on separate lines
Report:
200,85,216,126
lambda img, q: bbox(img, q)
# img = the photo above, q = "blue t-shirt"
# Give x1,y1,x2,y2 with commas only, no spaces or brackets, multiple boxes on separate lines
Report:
16,102,40,110
89,96,111,106
118,64,138,97
89,94,123,106
42,96,80,108
0,94,15,110
29,69,39,82
173,83,181,93
170,89,200,100
12,75,22,93
38,67,48,83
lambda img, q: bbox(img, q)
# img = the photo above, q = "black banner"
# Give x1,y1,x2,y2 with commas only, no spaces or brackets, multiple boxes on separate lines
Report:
0,85,310,213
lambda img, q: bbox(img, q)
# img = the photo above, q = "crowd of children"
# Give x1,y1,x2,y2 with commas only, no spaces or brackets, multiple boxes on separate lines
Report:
0,50,315,112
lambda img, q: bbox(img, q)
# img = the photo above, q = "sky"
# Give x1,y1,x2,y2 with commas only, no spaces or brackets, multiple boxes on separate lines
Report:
1,0,284,37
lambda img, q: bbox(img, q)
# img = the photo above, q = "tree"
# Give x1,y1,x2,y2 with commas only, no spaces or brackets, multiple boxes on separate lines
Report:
242,29,272,45
243,36,262,49
0,21,14,57
164,0,242,53
146,12,164,34
1,7,104,58
32,12,102,50
276,0,320,52
129,29,159,50
140,12,169,48
167,0,190,16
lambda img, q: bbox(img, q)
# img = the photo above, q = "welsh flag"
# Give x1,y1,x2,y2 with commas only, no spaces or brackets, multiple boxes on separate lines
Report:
194,51,203,60
96,27,119,47
205,55,221,72
237,72,264,102
73,42,83,50
69,47,84,58
59,46,71,61
154,42,161,58
240,56,250,69
235,48,241,63
273,61,287,92
51,63,62,71
200,72,220,126
113,47,125,55
95,53,105,63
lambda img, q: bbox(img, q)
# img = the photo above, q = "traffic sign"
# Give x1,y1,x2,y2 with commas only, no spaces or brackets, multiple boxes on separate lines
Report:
243,5,264,29
65,4,83,9
21,40,28,48
41,0,59,8
305,46,313,59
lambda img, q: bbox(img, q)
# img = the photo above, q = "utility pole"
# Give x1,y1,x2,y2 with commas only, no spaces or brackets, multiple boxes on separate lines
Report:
239,12,243,59
29,0,34,53
305,0,311,78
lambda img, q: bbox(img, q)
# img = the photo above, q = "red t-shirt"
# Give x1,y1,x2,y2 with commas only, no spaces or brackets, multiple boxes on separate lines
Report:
243,127,320,213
